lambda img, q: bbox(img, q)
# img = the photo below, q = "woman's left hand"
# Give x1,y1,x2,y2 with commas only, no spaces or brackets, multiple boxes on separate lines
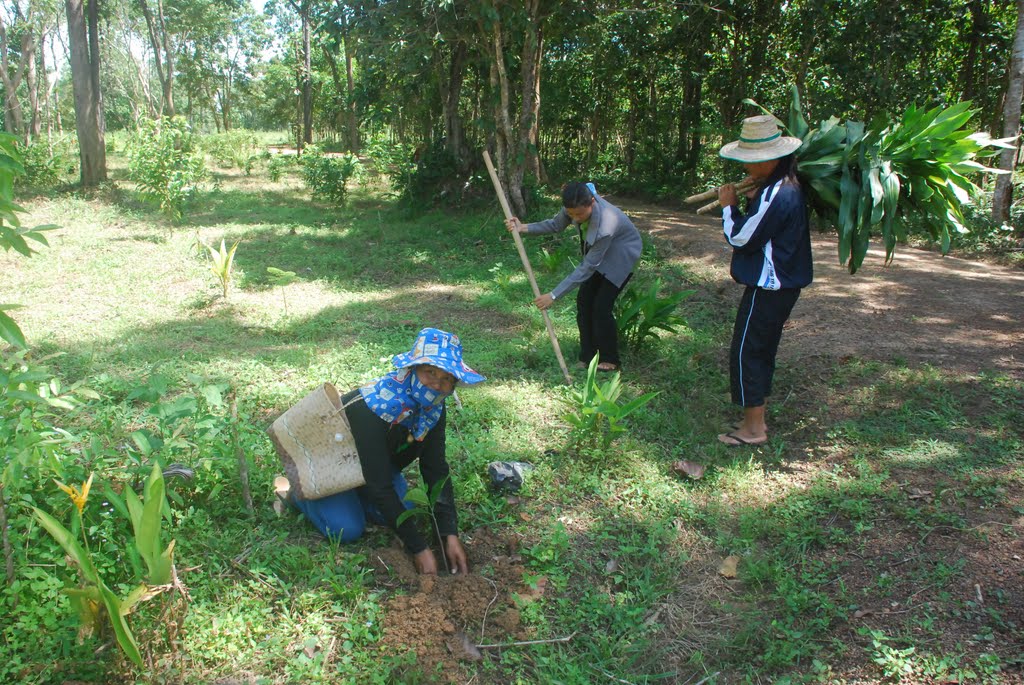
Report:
445,535,469,575
533,293,554,310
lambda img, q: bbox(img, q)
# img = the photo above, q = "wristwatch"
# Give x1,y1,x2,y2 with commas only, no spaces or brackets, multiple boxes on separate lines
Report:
550,292,557,301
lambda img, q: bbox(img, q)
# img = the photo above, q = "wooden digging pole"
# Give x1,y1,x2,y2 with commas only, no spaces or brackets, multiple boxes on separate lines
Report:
483,151,572,385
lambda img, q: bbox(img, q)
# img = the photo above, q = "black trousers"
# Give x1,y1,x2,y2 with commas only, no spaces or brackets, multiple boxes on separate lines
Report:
729,286,801,407
577,271,630,366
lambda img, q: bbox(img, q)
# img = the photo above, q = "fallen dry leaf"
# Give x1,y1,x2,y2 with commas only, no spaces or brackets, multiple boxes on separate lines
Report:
515,576,548,604
451,631,482,662
853,608,875,619
719,555,740,578
673,460,706,480
518,512,532,522
605,559,620,574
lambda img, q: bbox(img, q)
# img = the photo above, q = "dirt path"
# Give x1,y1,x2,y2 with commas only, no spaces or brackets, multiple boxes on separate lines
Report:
628,203,1024,380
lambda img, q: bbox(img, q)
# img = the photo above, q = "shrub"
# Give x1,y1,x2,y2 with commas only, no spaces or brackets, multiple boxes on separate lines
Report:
201,129,262,174
19,137,75,188
300,145,361,204
615,278,694,349
126,116,206,220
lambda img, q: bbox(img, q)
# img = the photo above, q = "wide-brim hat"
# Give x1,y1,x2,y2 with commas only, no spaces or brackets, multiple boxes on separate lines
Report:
392,327,486,385
720,114,803,163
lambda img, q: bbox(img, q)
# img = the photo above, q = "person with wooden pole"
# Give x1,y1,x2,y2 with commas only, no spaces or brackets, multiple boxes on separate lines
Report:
505,182,642,372
715,115,813,446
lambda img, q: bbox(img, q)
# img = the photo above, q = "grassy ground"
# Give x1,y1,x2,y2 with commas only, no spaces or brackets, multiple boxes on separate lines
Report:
1,153,1021,684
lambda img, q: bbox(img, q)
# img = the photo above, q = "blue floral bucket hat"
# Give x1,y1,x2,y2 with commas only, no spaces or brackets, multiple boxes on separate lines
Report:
391,328,486,385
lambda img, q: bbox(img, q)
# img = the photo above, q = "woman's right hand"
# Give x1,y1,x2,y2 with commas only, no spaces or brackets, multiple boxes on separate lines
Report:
414,549,439,575
505,217,526,234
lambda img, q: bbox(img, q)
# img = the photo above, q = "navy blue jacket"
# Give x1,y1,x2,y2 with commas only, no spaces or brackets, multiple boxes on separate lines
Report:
722,174,813,290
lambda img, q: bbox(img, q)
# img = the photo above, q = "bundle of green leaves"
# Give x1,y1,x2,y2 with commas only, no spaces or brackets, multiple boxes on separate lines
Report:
751,88,1013,273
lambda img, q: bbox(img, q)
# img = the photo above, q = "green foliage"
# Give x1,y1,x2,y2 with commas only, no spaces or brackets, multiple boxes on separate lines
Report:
267,154,295,182
18,137,75,188
107,464,177,585
756,87,1014,273
364,137,415,195
0,134,58,348
300,146,361,204
614,278,694,350
206,239,240,300
126,116,207,220
201,129,262,174
32,464,176,668
563,356,658,452
397,475,451,572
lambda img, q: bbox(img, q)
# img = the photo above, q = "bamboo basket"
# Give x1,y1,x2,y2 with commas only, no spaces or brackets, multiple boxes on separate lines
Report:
267,383,365,500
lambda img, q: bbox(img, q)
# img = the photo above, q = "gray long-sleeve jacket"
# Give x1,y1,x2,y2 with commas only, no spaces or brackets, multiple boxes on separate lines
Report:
526,193,642,300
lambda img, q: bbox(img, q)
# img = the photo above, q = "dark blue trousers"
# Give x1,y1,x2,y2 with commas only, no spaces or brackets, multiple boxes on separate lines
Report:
729,286,801,407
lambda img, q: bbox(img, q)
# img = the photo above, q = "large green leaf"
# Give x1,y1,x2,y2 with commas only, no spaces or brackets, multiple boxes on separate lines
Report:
32,507,100,585
0,309,26,348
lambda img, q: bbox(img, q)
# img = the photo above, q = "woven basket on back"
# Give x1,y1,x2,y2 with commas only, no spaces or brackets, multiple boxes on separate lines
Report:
267,383,365,500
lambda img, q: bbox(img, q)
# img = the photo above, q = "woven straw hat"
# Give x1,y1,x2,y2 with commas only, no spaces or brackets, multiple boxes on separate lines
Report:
391,328,486,385
720,115,802,163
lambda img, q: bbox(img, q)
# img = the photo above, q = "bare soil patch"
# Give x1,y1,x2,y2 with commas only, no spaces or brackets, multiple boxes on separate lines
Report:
630,204,1024,380
368,528,536,681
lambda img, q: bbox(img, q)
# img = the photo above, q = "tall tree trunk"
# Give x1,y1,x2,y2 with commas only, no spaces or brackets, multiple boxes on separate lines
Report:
343,26,357,151
66,0,107,186
961,0,986,102
301,3,312,144
442,40,470,172
518,14,542,184
26,30,41,142
0,12,33,140
137,0,175,117
993,0,1024,225
490,21,518,213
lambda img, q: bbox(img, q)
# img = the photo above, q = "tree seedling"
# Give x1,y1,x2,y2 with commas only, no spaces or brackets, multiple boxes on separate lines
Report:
396,476,451,573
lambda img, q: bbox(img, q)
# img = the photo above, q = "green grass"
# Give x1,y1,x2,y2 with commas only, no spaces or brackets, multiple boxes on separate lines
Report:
2,154,1021,684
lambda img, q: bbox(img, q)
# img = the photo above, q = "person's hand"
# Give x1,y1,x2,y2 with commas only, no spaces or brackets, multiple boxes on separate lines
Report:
414,548,438,575
445,536,469,575
533,293,555,310
505,217,527,234
718,183,738,208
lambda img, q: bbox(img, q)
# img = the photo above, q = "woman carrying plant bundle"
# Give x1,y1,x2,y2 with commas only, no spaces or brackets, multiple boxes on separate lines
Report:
289,328,485,575
715,115,813,446
506,182,642,372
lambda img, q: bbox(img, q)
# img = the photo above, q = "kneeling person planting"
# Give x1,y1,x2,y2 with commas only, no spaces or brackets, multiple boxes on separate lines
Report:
287,328,485,575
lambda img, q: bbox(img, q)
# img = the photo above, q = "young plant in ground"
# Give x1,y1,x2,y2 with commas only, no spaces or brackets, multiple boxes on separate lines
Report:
126,116,206,220
396,475,451,573
267,266,298,317
563,355,658,452
615,278,693,350
207,239,240,300
32,463,178,668
300,146,361,204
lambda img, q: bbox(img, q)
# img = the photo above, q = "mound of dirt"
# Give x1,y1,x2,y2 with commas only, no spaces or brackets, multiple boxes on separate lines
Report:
370,529,536,681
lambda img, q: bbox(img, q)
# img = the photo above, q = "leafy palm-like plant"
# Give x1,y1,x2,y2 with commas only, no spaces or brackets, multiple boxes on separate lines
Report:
564,355,659,451
615,278,694,350
745,87,1013,273
207,239,240,300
